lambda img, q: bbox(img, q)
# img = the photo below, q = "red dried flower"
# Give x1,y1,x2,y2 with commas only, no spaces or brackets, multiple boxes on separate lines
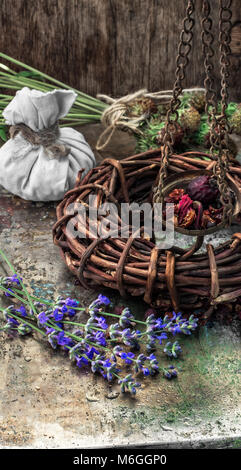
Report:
208,205,223,224
178,194,193,224
187,175,219,204
179,207,196,228
201,210,216,228
165,188,185,203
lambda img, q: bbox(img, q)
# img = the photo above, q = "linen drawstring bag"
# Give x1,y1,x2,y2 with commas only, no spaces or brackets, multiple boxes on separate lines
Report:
0,87,95,201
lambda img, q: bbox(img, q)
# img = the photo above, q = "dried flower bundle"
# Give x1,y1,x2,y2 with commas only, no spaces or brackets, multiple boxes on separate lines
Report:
164,175,225,230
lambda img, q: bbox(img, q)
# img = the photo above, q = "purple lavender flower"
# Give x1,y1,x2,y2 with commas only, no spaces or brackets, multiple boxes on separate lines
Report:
86,346,99,360
65,297,79,308
45,326,55,334
96,316,108,330
157,332,168,344
135,353,146,371
169,324,182,335
118,374,141,395
8,274,22,285
68,308,77,317
53,309,64,322
119,308,135,328
120,351,135,365
101,361,119,381
17,323,32,336
146,337,156,352
155,317,167,329
76,356,89,368
91,354,106,373
111,345,123,362
37,311,48,325
146,313,157,326
163,365,178,379
165,312,198,336
4,288,14,297
97,294,110,306
61,305,68,314
53,297,78,318
109,323,121,340
85,317,99,333
47,331,58,349
57,331,74,347
92,331,107,347
142,367,150,376
147,354,160,375
164,341,182,358
121,328,140,349
16,306,28,317
7,316,19,326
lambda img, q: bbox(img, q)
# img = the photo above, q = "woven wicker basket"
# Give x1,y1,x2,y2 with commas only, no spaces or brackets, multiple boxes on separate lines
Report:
53,148,241,321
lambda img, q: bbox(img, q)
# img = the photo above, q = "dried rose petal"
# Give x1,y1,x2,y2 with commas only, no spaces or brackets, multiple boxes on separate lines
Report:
208,205,223,224
179,207,196,228
165,188,185,203
178,194,193,224
201,210,216,228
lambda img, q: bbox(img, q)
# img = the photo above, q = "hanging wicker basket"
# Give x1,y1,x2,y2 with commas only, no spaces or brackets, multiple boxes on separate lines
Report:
53,0,241,323
53,148,241,321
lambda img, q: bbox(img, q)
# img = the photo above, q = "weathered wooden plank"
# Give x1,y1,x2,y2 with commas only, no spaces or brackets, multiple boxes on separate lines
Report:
0,0,240,100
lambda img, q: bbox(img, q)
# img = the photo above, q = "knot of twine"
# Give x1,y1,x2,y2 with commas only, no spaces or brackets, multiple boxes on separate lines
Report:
9,122,70,158
96,87,206,151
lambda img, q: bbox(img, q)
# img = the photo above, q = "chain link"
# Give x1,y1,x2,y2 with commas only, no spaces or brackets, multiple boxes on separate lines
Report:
215,0,233,224
201,0,233,225
153,0,195,203
201,0,218,123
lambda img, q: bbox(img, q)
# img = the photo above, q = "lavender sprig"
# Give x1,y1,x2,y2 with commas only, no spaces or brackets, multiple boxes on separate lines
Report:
0,251,199,396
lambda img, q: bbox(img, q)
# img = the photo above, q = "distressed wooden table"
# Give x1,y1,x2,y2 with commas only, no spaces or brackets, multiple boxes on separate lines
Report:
0,127,240,449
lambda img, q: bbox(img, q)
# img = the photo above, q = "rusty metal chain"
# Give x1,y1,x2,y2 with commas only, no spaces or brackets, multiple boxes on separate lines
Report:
153,0,195,203
201,0,218,123
201,0,233,225
215,0,233,224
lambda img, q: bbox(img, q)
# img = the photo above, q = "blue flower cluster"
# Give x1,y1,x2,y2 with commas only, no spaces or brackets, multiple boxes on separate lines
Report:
53,296,79,319
0,274,22,297
2,304,33,337
118,374,141,395
163,365,178,380
163,341,182,358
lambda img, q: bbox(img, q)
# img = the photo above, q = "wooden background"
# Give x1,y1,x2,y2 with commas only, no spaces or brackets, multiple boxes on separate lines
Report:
0,0,241,100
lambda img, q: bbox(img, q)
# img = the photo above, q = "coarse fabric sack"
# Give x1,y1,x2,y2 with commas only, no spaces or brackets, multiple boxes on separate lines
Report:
0,87,95,201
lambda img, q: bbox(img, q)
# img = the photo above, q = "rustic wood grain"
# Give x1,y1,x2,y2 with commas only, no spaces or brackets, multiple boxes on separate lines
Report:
0,0,240,100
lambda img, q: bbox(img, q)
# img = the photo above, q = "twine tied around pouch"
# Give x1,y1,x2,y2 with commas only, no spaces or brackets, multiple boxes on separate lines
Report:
9,121,70,158
96,87,206,151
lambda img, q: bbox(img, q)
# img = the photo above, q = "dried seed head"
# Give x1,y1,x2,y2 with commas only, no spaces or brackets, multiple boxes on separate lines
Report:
179,106,201,133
